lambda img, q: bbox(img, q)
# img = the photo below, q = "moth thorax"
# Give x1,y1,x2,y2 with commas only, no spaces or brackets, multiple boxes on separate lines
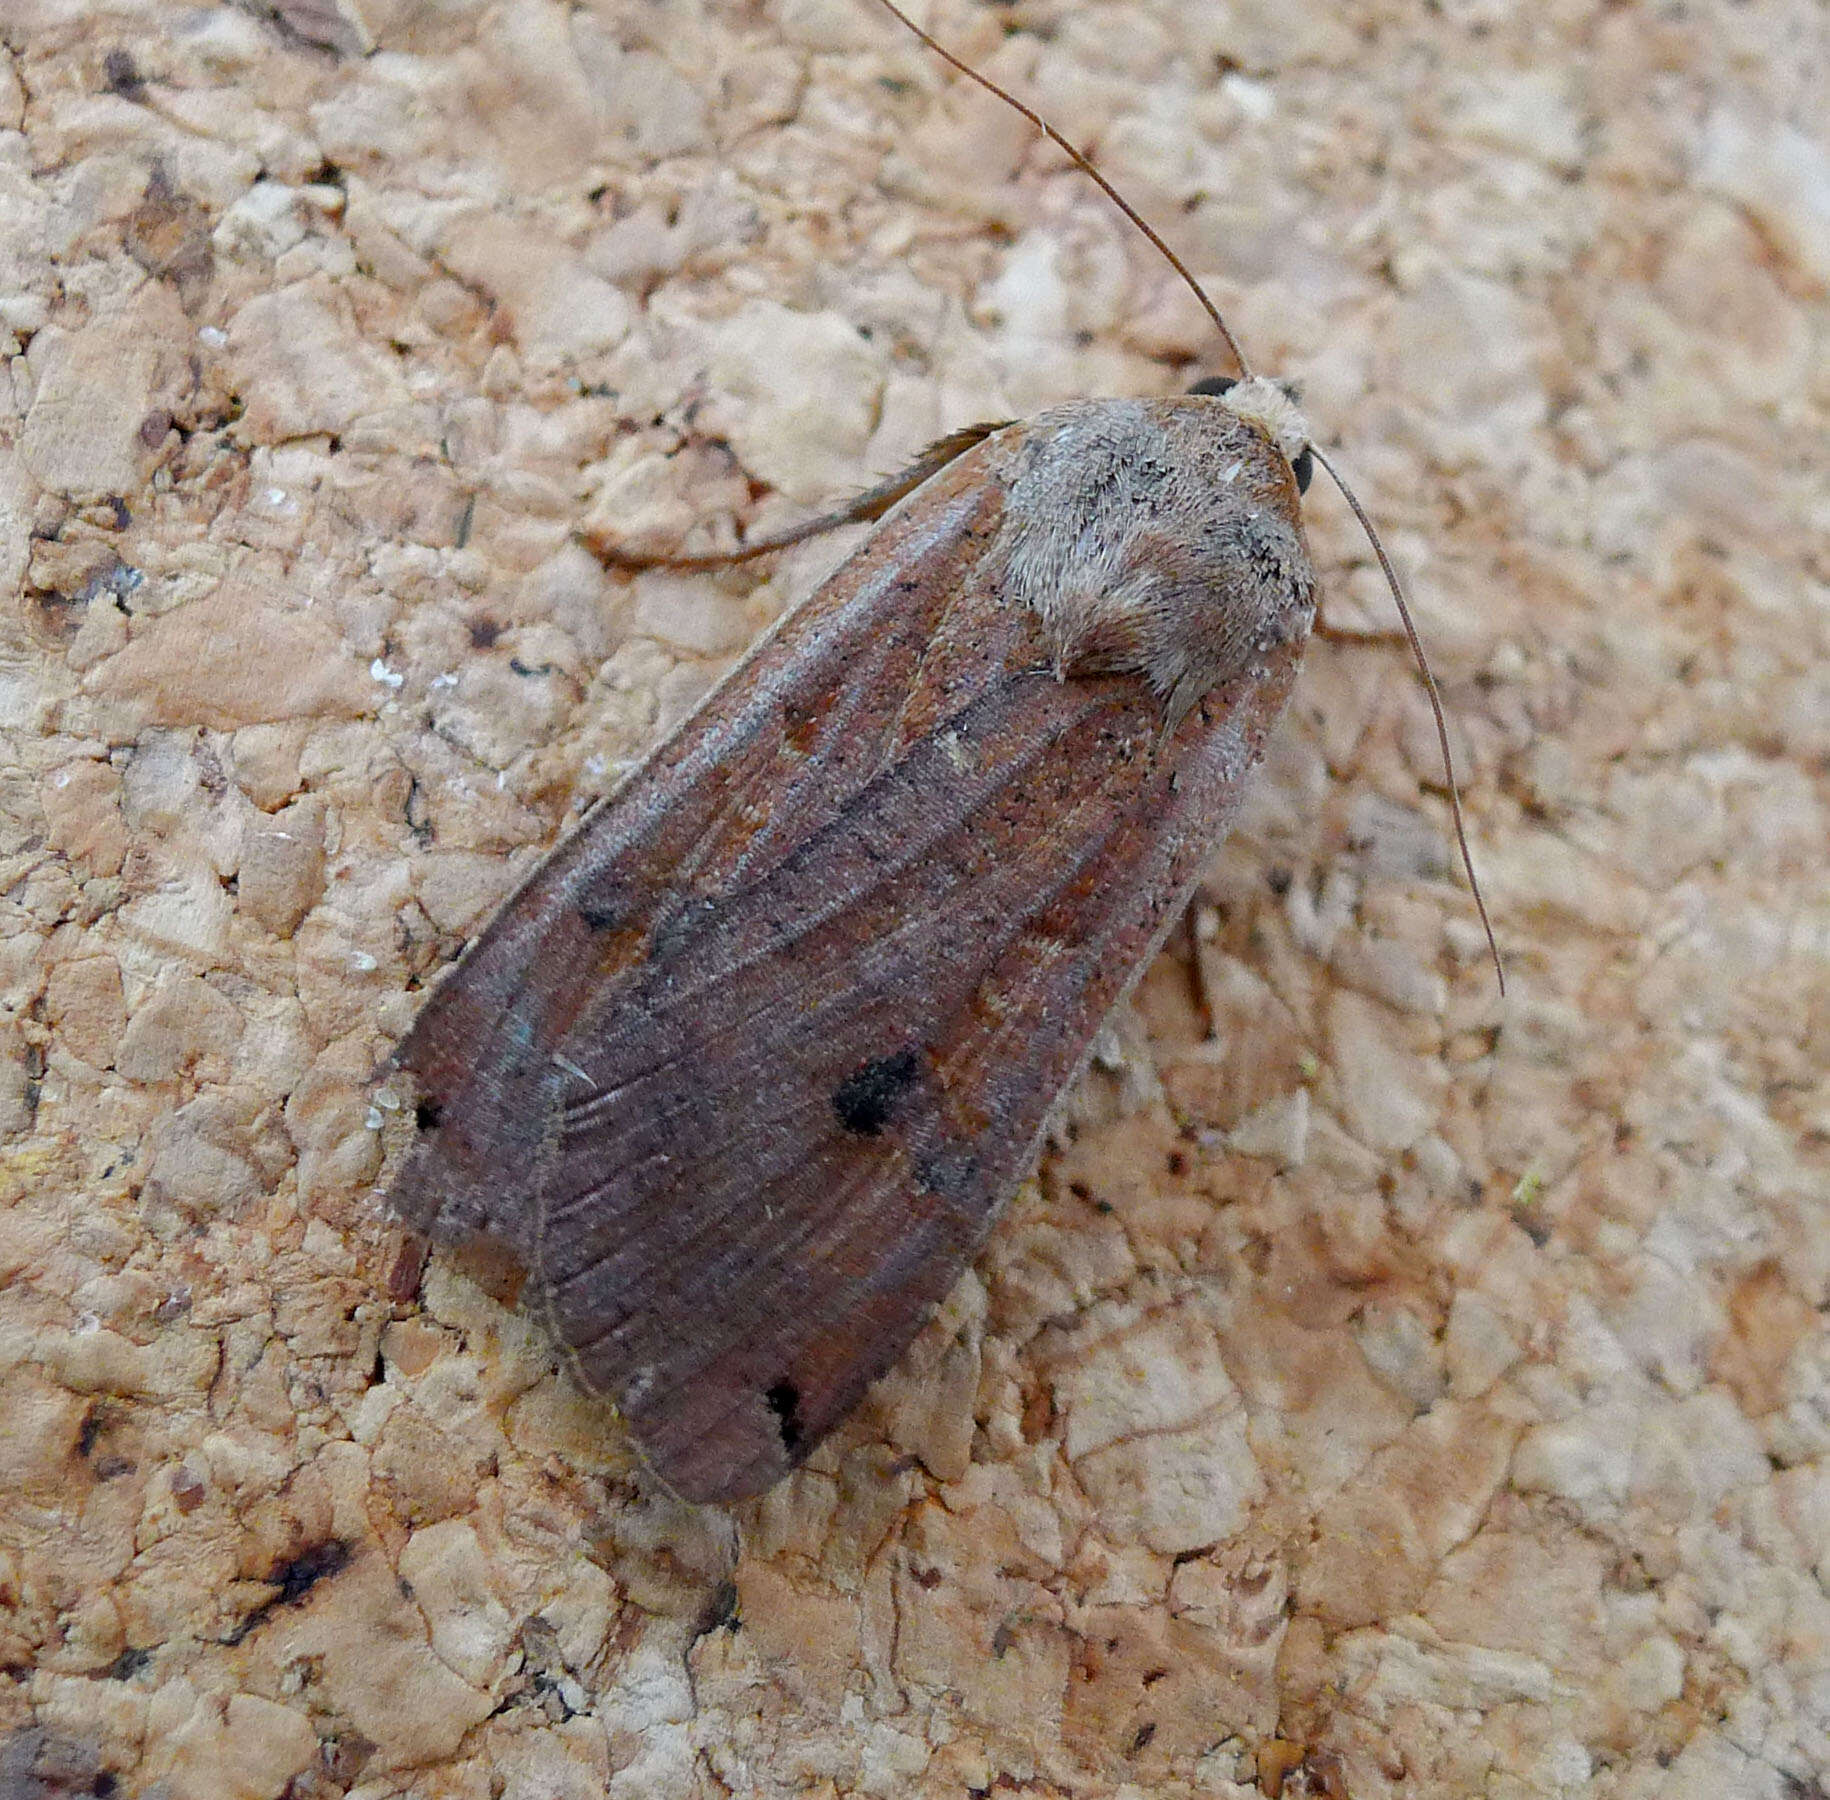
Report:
1214,376,1311,468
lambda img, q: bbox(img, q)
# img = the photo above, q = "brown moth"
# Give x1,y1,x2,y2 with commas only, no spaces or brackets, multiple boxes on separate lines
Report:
383,2,1492,1504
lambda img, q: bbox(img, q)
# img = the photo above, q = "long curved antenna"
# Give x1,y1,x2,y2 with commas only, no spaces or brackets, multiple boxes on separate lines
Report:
1310,445,1504,994
868,0,1251,379
871,0,1502,995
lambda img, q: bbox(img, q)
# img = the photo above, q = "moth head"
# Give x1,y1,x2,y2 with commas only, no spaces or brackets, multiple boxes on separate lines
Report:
1188,374,1314,495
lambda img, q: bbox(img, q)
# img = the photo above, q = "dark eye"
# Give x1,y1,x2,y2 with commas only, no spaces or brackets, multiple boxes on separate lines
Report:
1189,376,1312,494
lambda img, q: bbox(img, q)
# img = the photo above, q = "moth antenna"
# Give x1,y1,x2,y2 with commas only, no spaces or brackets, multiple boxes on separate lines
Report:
868,0,1251,379
1309,444,1505,996
873,0,1500,995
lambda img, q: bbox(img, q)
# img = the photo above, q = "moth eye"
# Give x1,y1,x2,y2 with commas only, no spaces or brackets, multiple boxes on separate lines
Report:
1292,446,1314,495
1186,375,1236,397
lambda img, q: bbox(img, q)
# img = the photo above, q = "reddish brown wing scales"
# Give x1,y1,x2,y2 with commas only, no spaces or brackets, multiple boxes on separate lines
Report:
387,448,1013,1246
388,406,1311,1503
551,657,1300,1500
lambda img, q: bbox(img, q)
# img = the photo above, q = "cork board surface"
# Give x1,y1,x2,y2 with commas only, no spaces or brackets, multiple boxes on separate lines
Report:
2,0,1827,1795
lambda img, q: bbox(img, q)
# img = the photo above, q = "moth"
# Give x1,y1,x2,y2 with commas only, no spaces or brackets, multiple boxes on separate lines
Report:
383,1,1494,1504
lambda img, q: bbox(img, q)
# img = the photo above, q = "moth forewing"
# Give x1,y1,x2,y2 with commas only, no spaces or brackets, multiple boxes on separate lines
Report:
386,394,1316,1503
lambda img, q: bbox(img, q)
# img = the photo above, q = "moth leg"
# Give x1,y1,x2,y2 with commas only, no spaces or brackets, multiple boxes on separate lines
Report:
582,423,1011,571
1313,609,1406,649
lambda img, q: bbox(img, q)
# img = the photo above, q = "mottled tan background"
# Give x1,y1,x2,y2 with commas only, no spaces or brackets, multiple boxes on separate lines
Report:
2,0,1826,1795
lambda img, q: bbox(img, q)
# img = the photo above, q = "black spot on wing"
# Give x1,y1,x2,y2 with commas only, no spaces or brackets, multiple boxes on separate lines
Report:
831,1047,921,1137
575,879,636,933
648,895,719,961
765,1379,804,1456
414,1098,443,1133
915,1145,979,1200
